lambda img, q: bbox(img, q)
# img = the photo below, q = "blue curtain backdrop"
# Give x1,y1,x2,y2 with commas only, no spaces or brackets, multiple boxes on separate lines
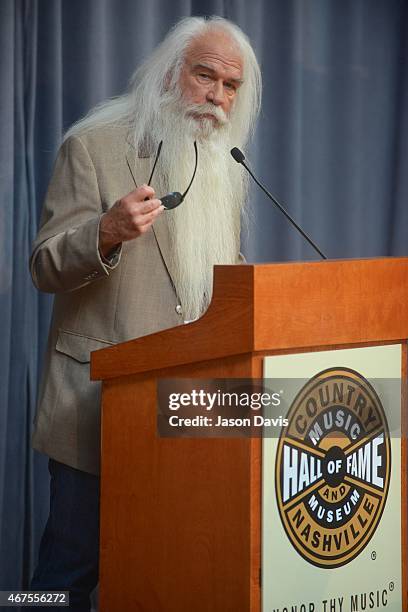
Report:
1,0,408,596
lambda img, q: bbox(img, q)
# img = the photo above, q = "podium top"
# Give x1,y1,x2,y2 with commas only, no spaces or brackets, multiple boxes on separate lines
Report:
91,257,408,381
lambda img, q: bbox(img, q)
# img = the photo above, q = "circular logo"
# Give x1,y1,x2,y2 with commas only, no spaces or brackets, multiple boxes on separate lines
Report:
275,368,391,568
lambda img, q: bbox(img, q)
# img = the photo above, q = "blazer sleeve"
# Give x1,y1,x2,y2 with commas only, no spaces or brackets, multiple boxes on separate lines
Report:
30,135,121,294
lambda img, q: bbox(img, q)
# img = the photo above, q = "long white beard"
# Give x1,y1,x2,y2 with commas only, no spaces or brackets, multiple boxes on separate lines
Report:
146,91,247,321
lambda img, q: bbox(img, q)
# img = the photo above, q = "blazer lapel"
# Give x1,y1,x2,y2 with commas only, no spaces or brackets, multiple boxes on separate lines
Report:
125,140,177,294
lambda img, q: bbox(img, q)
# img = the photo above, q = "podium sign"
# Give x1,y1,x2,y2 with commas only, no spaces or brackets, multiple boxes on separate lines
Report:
263,345,402,611
91,260,408,611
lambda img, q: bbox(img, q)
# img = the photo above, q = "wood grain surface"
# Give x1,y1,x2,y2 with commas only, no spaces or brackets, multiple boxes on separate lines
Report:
99,355,261,612
92,258,408,381
93,259,408,611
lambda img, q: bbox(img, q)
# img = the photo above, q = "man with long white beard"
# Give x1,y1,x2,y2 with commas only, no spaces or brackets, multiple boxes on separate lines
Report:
29,15,261,611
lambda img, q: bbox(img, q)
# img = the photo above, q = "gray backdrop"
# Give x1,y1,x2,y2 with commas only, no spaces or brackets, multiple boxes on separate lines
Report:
1,0,407,595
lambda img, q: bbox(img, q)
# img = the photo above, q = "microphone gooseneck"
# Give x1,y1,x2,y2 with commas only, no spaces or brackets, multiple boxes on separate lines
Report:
230,147,327,260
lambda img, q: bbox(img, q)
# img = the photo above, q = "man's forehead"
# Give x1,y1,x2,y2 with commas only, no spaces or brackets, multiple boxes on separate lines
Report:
184,30,243,76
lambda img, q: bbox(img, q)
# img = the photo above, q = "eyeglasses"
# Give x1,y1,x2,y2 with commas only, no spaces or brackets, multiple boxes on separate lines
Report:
148,140,198,210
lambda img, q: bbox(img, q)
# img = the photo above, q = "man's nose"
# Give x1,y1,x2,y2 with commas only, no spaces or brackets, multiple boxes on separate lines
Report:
206,81,224,106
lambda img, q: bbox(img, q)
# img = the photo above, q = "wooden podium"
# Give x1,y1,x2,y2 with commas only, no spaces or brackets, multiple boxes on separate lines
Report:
91,259,408,611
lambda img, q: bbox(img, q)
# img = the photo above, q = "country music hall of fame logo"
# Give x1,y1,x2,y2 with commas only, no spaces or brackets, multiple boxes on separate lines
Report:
275,367,391,569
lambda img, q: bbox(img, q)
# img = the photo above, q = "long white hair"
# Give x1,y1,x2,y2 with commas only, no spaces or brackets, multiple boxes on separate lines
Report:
64,16,262,150
66,17,262,321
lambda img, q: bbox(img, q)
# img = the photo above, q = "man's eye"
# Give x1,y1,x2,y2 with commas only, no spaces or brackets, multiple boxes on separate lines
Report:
225,82,236,91
198,73,211,79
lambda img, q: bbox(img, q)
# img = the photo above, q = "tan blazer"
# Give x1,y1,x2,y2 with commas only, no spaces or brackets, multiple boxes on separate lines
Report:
31,125,242,474
31,126,188,474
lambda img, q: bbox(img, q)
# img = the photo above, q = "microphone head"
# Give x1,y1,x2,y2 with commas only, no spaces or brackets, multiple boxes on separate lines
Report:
230,147,245,164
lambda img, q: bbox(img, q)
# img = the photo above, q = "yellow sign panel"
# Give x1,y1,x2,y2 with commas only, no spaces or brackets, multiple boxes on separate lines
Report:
263,345,401,611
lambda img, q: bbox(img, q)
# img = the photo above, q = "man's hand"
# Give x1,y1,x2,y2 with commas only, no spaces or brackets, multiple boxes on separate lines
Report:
99,185,164,258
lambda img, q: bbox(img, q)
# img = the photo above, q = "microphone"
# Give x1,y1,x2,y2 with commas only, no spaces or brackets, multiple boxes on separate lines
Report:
230,148,245,164
230,147,327,260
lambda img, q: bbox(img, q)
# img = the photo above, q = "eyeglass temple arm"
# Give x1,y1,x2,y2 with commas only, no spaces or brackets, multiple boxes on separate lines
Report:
181,141,198,201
